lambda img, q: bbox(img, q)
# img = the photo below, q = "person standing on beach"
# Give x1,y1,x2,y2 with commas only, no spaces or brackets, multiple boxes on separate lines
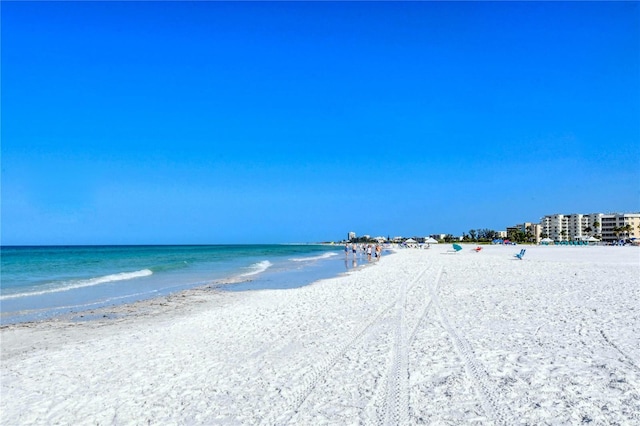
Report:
367,245,372,261
375,244,381,260
345,244,349,257
352,243,358,258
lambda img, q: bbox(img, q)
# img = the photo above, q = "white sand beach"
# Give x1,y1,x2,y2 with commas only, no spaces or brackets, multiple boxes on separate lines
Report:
2,245,639,425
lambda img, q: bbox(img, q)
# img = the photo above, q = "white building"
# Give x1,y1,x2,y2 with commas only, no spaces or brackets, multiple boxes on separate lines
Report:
599,213,640,243
348,231,356,241
540,212,639,243
540,213,599,241
506,222,541,243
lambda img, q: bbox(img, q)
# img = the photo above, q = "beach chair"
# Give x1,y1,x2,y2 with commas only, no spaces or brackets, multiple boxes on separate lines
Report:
446,243,463,254
473,246,482,252
514,249,526,260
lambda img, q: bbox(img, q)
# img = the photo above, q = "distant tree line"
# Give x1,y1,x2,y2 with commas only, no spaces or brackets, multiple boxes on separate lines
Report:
344,221,640,246
348,229,505,244
349,236,379,243
461,229,502,243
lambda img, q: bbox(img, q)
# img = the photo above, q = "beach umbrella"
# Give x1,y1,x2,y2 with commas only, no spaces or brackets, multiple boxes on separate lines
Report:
425,237,438,244
404,238,417,244
452,243,463,252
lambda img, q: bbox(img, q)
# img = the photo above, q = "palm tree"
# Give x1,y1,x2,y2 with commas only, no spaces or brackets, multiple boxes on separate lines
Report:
523,225,533,243
613,226,621,241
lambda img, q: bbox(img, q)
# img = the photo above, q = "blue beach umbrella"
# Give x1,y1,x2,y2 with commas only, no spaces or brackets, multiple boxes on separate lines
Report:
452,244,463,252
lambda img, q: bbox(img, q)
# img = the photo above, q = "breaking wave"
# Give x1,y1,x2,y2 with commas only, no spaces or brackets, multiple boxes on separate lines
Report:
0,269,154,300
239,260,273,277
289,252,338,262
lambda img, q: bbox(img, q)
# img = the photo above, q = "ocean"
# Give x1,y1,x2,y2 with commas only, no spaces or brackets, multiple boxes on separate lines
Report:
0,244,350,325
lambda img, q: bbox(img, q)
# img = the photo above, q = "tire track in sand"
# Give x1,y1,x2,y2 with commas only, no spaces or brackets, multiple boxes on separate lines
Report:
261,262,434,426
362,265,439,426
600,329,640,373
430,267,512,426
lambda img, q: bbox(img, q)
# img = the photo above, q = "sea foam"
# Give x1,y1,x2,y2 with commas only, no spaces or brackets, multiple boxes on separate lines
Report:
290,252,338,262
0,269,154,300
239,261,273,277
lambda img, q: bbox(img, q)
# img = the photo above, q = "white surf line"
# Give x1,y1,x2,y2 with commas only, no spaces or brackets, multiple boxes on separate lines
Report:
429,267,512,426
361,263,434,426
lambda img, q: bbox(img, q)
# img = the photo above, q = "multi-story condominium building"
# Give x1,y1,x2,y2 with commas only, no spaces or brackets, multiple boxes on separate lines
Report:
348,231,356,241
506,222,541,243
540,214,568,241
599,213,640,242
540,212,640,243
541,213,602,241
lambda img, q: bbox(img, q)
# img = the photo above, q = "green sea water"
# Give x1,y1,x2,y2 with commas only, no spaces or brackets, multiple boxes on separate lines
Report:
0,244,346,324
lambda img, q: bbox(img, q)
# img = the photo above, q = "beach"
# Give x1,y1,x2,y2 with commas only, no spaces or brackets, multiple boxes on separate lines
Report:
1,245,639,425
0,245,347,325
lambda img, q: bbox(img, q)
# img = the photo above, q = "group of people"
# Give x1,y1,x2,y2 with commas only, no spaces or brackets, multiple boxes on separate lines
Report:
344,243,382,261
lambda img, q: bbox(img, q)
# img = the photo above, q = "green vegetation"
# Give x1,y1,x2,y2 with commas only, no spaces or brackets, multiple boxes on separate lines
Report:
461,229,501,243
349,236,379,243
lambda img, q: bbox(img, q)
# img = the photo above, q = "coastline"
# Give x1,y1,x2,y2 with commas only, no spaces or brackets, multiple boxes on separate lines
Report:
2,245,639,424
0,244,348,325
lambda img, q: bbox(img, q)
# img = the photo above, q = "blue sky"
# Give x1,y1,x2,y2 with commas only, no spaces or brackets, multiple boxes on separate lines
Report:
2,1,639,245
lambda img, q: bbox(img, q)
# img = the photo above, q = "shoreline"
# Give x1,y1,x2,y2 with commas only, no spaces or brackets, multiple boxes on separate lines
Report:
1,284,248,362
2,245,639,424
0,244,350,326
0,254,381,359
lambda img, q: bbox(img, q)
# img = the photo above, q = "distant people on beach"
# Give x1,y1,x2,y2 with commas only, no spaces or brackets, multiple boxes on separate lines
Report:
345,242,382,261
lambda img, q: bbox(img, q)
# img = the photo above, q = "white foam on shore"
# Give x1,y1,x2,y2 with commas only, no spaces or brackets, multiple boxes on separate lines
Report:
2,246,639,425
0,269,154,300
289,252,338,262
239,260,273,277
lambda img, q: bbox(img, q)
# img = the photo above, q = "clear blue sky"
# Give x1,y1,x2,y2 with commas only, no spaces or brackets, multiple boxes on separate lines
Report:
2,1,639,245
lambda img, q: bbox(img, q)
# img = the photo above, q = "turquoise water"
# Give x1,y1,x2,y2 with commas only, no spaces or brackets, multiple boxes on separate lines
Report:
0,245,347,324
